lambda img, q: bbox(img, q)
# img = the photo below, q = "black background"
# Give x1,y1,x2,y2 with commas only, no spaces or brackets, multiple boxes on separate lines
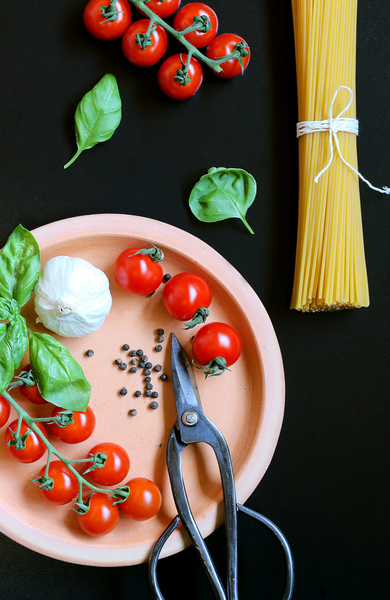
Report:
1,1,390,599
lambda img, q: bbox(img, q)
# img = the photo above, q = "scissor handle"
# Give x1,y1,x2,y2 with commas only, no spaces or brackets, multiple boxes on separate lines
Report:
148,505,295,600
169,416,238,599
237,504,295,600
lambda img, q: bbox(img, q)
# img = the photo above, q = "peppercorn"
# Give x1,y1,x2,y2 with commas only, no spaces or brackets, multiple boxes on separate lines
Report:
157,336,164,343
146,383,153,391
120,387,128,396
131,358,138,365
144,369,151,376
129,409,137,416
145,376,151,383
145,390,152,397
134,390,142,398
86,349,94,357
145,362,153,369
163,274,171,282
120,362,128,370
122,344,130,351
150,401,159,409
154,364,162,372
115,358,123,365
141,355,148,362
138,361,146,369
136,349,144,356
155,345,163,352
151,391,159,399
160,373,168,381
129,350,136,357
129,367,137,374
157,329,164,336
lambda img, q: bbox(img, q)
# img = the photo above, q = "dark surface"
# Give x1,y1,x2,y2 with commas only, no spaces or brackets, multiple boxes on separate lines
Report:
1,1,390,599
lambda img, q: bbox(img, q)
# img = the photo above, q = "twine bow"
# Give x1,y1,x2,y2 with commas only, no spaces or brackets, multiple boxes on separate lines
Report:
296,85,390,195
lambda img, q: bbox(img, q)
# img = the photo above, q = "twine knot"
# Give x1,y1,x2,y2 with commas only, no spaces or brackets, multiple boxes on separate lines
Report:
296,85,390,195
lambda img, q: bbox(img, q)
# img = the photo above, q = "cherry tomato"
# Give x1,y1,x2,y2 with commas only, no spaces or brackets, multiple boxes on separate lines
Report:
120,477,162,521
77,492,120,537
84,0,132,41
19,363,47,405
114,246,164,295
49,405,96,444
37,461,79,505
0,395,11,428
5,420,47,463
192,322,242,375
122,19,168,67
158,54,203,100
206,33,250,78
173,3,218,49
136,0,181,18
85,442,130,486
162,272,212,323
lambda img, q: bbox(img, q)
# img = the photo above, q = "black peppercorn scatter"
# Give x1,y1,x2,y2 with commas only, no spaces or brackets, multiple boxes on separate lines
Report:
145,390,152,397
151,391,159,399
134,390,142,398
163,274,171,282
155,345,162,352
122,344,130,351
154,364,162,372
150,401,159,409
86,349,94,357
120,387,128,396
115,358,122,365
129,350,136,357
129,409,137,416
129,367,137,374
120,362,127,370
160,373,168,381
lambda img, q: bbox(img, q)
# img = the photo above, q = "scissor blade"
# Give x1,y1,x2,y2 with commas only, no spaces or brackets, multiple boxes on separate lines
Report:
171,333,203,415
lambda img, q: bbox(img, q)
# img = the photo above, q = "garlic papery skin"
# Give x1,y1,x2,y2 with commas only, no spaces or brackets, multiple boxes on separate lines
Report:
34,256,112,338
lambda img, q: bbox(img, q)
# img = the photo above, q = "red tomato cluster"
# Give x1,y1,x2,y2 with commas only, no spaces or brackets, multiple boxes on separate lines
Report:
83,0,250,100
3,369,162,537
114,243,242,375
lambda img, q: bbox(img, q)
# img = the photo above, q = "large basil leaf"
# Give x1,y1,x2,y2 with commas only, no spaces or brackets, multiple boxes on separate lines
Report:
0,323,14,393
28,331,91,411
189,167,256,234
0,224,40,306
6,315,29,370
64,74,122,169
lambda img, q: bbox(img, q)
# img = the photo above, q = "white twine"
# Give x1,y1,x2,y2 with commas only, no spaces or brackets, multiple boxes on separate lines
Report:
296,85,390,195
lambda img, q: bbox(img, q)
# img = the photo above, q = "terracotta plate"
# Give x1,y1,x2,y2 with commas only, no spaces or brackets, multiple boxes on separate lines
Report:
0,214,284,566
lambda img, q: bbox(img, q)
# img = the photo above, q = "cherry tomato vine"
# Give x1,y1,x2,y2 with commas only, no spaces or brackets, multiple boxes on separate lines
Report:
2,372,130,515
84,0,250,98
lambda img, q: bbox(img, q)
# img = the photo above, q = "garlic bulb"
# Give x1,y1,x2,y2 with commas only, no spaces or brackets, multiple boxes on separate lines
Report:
34,256,112,337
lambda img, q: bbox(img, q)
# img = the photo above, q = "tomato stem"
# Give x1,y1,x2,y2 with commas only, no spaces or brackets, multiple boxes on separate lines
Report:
128,245,164,262
183,307,209,329
192,356,231,378
177,15,211,36
100,0,122,23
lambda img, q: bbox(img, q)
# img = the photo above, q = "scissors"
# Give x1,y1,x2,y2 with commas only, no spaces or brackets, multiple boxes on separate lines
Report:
148,333,294,600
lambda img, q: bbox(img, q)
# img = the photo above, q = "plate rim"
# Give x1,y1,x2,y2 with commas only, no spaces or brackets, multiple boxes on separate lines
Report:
0,214,285,566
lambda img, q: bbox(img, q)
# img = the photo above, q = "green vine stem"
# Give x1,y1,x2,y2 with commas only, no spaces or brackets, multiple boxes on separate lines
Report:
128,0,244,74
2,385,129,511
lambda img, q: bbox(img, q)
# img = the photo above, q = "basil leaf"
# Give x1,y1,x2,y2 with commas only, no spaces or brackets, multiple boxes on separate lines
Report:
6,315,29,370
0,224,40,306
64,74,122,169
0,323,14,393
28,331,91,411
189,167,256,234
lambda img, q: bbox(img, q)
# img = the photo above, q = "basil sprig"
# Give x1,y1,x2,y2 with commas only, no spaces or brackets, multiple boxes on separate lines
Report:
64,73,122,169
189,167,257,234
0,225,91,411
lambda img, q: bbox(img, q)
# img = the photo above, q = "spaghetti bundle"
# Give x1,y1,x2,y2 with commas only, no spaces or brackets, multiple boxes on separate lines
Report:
290,0,369,311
